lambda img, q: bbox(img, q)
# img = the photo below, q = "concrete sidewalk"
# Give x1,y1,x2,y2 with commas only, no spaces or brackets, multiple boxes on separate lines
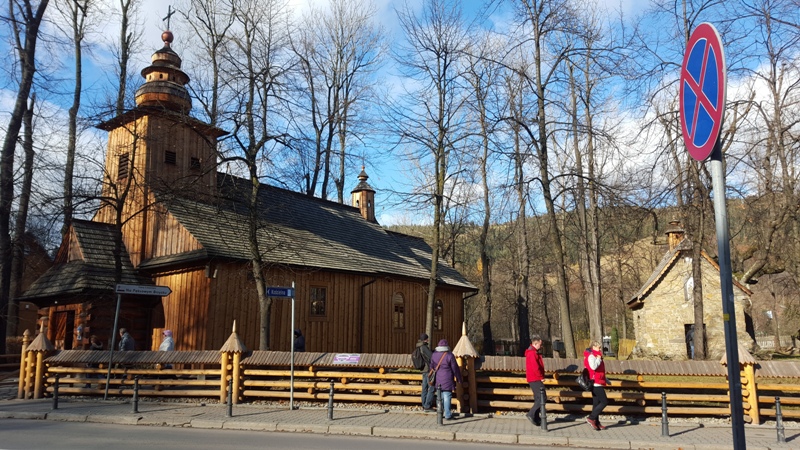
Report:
0,398,797,450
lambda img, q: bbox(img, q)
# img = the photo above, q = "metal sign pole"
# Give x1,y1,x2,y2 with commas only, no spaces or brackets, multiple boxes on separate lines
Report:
710,142,745,447
104,292,122,400
290,281,296,411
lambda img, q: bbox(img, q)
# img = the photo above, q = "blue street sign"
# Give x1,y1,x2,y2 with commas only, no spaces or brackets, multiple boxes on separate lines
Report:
679,23,726,161
266,287,294,298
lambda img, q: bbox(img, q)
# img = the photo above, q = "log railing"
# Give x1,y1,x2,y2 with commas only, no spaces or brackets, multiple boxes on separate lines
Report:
16,331,800,425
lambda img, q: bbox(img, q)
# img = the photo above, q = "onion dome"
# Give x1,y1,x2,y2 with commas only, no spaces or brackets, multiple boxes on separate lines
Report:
135,30,192,112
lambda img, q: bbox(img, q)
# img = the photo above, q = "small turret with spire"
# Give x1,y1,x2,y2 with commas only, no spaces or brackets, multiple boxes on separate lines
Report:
351,166,376,222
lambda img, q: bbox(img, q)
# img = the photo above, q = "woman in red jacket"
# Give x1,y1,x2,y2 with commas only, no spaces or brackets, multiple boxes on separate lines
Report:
584,341,608,430
525,335,545,426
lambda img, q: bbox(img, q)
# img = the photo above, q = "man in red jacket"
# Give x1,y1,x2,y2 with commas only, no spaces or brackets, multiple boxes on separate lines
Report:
525,335,545,426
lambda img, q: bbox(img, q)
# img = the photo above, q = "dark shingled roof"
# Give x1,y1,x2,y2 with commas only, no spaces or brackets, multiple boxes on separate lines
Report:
148,175,475,290
20,220,153,301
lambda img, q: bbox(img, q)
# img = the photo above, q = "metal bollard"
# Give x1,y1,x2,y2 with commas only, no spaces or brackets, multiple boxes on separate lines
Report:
327,380,335,420
436,385,443,426
52,374,60,410
776,397,785,443
226,376,233,418
539,386,548,432
132,376,140,413
661,392,669,437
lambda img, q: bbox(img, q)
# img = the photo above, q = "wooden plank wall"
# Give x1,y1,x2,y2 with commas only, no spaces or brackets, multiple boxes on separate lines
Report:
155,268,210,351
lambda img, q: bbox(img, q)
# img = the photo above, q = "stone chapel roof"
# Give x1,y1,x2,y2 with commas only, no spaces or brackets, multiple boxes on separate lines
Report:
627,237,751,309
20,220,152,301
139,174,476,290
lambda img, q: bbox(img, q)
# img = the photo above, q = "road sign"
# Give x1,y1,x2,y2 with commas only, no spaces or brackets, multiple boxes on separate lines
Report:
115,284,172,296
679,22,726,161
267,286,294,298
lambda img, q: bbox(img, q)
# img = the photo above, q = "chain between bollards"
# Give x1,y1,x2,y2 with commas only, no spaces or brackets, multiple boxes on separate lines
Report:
539,385,548,432
52,374,60,410
776,396,785,443
436,384,443,426
327,380,335,420
132,376,140,413
226,376,233,418
661,392,669,437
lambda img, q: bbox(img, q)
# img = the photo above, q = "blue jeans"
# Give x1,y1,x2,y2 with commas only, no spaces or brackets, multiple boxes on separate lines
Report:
421,372,434,409
441,390,453,418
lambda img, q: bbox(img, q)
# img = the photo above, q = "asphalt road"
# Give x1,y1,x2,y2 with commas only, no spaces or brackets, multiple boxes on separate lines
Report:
0,419,550,450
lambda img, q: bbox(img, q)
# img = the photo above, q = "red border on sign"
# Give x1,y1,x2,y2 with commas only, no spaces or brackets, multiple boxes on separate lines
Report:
679,23,726,162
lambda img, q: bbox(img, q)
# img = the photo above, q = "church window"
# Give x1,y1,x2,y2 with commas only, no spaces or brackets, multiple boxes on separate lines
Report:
165,151,177,165
310,286,327,318
392,293,405,329
118,153,129,180
434,299,443,330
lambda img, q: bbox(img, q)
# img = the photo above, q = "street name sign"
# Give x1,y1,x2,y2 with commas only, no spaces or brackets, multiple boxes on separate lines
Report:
679,22,726,161
115,284,172,296
267,287,295,298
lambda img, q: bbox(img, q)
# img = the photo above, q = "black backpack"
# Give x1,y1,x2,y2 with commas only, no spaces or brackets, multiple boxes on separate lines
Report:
411,346,425,370
577,368,592,391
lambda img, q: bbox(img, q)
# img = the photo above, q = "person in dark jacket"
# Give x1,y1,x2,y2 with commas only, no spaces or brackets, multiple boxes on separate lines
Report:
430,338,463,420
118,328,135,351
584,341,608,430
416,333,434,411
525,334,545,426
293,329,306,352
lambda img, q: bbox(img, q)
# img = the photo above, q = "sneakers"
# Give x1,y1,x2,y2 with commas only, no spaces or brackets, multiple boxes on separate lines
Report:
595,419,607,430
587,417,601,431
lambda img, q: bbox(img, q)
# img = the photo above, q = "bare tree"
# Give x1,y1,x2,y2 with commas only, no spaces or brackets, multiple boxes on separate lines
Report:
180,0,235,127
7,95,37,337
390,0,470,339
0,0,50,353
113,0,141,116
55,0,92,236
463,31,504,354
222,0,293,349
291,0,383,201
509,0,578,357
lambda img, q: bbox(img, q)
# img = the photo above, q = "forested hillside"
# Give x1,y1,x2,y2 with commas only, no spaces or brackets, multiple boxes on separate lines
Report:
388,197,800,355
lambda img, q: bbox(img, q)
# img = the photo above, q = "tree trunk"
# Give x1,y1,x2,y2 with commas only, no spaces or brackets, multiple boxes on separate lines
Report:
0,0,50,353
7,95,36,337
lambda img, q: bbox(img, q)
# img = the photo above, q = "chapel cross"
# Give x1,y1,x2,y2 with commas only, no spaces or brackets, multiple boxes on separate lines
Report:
163,5,175,30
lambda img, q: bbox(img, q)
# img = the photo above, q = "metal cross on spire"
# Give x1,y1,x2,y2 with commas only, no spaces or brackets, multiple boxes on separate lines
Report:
163,5,175,30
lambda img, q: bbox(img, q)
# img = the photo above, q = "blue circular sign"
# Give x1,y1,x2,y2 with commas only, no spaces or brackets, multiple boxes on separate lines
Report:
679,23,726,161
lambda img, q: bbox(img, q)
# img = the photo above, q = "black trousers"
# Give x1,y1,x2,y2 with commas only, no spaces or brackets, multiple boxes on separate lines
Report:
589,385,608,421
527,380,544,420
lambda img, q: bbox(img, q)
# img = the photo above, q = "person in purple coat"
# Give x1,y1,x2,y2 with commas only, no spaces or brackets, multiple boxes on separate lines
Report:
430,338,463,420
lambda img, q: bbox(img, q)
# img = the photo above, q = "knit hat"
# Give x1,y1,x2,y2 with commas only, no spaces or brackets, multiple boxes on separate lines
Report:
419,333,429,341
163,330,172,337
438,339,448,347
294,329,302,336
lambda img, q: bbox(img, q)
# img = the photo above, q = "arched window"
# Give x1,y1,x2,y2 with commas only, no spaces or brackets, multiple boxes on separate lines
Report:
392,293,405,329
434,299,443,331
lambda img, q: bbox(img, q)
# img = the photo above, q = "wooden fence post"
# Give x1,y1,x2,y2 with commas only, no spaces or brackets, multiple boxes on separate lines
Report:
722,346,758,425
452,322,479,415
25,327,54,399
743,362,759,424
220,352,230,403
17,330,31,399
219,321,247,405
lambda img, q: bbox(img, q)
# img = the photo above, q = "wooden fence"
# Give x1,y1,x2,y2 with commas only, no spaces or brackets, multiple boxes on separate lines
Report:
15,347,799,426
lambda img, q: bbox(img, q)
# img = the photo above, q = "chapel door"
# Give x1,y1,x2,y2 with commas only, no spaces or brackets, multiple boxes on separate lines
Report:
52,311,75,350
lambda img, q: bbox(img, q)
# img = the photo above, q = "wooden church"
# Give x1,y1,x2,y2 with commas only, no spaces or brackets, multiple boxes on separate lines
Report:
21,31,476,353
